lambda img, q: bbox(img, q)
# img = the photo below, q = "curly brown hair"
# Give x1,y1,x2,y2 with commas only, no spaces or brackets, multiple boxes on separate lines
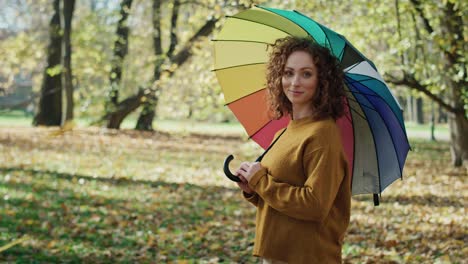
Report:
266,36,346,120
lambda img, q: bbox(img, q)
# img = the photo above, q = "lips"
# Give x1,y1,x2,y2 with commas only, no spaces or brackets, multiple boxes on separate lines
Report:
288,90,304,95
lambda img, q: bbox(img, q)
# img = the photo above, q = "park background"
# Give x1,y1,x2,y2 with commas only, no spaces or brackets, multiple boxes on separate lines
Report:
0,0,466,263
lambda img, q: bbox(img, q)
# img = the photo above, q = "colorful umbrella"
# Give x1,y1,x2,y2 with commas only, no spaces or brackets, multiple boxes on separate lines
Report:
213,6,410,204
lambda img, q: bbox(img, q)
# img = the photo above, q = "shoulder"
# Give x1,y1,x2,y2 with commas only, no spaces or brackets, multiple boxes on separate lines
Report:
304,118,342,149
310,118,340,138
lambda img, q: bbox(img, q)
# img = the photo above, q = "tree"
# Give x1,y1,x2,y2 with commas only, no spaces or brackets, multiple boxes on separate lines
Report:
33,0,76,126
103,0,134,129
102,0,220,130
34,0,62,126
386,0,467,166
134,0,180,131
62,0,76,124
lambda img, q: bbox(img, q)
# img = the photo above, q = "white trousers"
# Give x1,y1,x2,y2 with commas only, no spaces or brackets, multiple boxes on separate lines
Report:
262,258,288,264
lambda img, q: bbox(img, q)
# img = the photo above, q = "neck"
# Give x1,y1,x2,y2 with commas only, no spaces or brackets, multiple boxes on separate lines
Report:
292,105,313,120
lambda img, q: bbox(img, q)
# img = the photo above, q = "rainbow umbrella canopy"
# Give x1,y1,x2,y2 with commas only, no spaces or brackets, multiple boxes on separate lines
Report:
213,6,410,203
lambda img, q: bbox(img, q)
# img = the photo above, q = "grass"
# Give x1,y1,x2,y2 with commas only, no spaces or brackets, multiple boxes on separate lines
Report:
0,125,466,263
0,111,450,140
0,111,245,136
0,126,260,263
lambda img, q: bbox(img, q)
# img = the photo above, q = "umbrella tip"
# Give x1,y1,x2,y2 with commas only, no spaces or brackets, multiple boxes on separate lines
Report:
373,193,380,206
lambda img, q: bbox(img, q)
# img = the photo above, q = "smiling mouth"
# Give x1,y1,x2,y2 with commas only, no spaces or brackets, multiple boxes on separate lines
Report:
288,90,304,94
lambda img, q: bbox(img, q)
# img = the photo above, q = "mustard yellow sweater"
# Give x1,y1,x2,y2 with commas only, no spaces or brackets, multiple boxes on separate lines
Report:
243,117,351,263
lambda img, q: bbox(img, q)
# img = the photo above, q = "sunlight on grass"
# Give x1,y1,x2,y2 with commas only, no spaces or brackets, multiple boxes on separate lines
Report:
0,112,451,140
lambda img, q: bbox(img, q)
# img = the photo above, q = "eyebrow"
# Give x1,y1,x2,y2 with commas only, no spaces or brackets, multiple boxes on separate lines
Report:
284,66,315,70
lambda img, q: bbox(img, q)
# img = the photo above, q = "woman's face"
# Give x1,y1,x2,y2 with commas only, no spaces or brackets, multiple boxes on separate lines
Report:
281,50,319,110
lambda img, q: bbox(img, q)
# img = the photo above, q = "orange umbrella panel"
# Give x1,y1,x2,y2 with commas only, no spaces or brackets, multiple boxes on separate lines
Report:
227,89,270,137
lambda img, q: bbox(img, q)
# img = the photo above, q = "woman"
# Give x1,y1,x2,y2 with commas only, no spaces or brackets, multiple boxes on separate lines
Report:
235,36,351,263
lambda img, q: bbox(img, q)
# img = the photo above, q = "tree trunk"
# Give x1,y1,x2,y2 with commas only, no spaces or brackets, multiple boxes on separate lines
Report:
406,95,413,122
104,89,145,129
33,0,62,126
135,0,180,131
106,0,133,118
62,0,76,124
430,101,436,141
438,104,447,123
135,95,157,130
134,0,163,131
449,114,468,166
440,2,468,166
415,97,424,124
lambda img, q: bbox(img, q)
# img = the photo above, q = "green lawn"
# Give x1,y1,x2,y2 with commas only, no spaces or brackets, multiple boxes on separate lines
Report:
0,111,450,140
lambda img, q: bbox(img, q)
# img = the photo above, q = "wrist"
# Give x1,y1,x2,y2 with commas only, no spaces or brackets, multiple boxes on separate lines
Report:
243,191,255,198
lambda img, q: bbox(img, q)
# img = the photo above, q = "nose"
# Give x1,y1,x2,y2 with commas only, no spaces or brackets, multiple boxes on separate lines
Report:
291,74,300,86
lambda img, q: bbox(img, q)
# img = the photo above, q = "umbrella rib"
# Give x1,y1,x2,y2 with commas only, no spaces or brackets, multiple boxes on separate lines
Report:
357,95,383,196
345,75,386,86
346,79,406,194
345,78,400,114
345,91,392,114
292,10,334,54
348,97,357,195
345,78,409,142
344,101,369,121
223,16,295,38
345,96,375,117
223,88,265,106
366,96,406,185
346,72,403,111
347,88,383,196
248,119,276,141
345,89,382,98
211,39,272,46
344,61,363,72
255,6,318,41
212,62,266,72
293,10,371,67
349,80,408,186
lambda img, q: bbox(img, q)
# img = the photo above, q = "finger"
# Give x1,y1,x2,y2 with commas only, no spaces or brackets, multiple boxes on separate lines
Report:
237,170,247,178
240,163,250,171
251,162,260,169
248,162,261,173
239,175,248,183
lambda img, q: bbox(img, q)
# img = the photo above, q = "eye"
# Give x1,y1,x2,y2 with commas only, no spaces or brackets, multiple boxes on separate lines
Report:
303,71,313,78
283,70,293,77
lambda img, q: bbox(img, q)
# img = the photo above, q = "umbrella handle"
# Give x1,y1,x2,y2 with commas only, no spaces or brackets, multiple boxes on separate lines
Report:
223,154,241,182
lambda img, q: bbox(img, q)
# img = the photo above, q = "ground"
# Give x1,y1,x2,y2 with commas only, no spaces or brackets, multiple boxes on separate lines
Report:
0,126,466,263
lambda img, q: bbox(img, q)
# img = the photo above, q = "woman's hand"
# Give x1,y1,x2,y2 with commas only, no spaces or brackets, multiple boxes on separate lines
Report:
236,175,254,194
235,162,254,194
236,161,263,183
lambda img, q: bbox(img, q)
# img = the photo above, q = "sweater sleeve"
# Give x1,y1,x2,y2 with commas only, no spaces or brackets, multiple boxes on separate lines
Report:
241,190,259,207
248,145,345,222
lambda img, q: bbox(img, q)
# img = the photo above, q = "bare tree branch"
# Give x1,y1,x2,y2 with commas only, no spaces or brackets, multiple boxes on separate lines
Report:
152,0,163,81
385,72,458,114
409,0,434,33
166,17,218,75
108,0,133,105
179,1,209,8
167,0,181,58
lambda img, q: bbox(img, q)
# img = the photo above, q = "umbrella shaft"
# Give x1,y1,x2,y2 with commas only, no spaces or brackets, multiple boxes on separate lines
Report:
256,128,287,162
